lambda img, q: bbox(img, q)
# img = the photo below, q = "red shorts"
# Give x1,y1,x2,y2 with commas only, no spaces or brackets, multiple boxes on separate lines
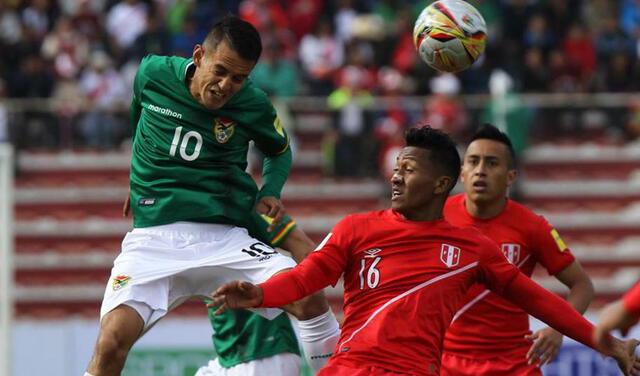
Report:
318,363,430,376
440,352,542,376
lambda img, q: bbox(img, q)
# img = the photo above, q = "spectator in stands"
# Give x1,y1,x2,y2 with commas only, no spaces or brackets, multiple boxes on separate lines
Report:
7,54,54,99
562,23,596,91
0,1,23,50
421,73,466,137
165,0,193,36
548,49,580,92
388,7,416,75
239,0,289,33
250,40,299,98
501,0,534,74
284,0,323,41
191,1,222,38
41,16,89,80
541,0,576,37
523,14,555,54
22,0,56,44
106,0,148,59
328,65,374,177
129,12,170,60
374,67,410,181
595,16,636,60
582,0,618,37
521,48,549,92
620,0,640,41
70,0,104,45
299,18,343,95
79,51,128,149
599,53,637,92
0,1,25,77
9,54,57,148
334,0,357,43
171,15,206,57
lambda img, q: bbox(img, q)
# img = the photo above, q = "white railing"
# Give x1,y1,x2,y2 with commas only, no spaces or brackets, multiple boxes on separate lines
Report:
0,144,14,376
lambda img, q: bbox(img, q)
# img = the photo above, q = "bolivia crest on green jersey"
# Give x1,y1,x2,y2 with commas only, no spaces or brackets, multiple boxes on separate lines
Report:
214,117,235,143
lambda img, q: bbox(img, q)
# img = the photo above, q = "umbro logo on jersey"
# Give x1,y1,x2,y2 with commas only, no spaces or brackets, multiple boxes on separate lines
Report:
214,117,236,143
440,244,461,268
364,248,382,258
502,243,521,264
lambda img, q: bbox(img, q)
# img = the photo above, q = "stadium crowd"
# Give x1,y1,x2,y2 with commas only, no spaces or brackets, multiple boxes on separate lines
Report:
0,0,639,173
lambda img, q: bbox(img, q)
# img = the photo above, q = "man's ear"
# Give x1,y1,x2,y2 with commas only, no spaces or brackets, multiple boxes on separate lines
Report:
506,168,518,188
193,44,204,67
434,176,453,195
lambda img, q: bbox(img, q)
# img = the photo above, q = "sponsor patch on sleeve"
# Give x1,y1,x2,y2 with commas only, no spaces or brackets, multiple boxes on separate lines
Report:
550,229,567,252
273,116,285,137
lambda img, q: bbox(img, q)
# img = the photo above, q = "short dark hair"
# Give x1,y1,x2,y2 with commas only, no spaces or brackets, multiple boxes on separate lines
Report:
470,123,516,168
203,16,262,62
405,126,461,193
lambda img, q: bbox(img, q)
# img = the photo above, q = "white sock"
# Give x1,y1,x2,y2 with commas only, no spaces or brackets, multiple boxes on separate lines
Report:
297,309,341,372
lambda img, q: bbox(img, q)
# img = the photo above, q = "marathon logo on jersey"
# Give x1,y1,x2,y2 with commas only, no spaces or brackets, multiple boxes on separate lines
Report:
147,104,183,120
214,117,236,143
112,275,131,291
440,244,461,268
242,242,278,262
501,243,521,264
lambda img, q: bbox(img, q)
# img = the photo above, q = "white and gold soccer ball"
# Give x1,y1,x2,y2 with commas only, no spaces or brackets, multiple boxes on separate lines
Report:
413,0,487,73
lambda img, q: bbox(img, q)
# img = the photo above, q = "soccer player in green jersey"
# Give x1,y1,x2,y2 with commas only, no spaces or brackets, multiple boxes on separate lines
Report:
196,214,317,376
85,16,339,376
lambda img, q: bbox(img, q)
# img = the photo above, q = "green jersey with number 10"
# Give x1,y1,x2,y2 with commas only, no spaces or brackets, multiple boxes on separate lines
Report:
129,55,291,228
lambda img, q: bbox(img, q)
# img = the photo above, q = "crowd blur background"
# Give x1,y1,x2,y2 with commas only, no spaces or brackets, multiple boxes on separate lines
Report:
2,1,640,375
0,0,639,180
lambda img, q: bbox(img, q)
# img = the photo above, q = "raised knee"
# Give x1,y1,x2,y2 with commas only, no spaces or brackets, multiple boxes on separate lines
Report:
95,329,132,364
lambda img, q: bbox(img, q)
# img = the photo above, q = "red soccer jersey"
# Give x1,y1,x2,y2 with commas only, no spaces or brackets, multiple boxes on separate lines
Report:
623,280,640,318
442,194,576,357
262,209,521,374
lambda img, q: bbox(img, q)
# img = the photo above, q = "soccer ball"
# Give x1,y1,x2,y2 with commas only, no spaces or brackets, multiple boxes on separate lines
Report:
413,0,487,73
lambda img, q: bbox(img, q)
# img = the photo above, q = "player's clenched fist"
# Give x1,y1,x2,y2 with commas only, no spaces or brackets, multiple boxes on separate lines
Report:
255,196,285,232
209,281,263,315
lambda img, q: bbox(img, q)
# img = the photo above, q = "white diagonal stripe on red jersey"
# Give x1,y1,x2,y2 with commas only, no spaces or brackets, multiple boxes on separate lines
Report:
451,254,532,323
339,261,479,350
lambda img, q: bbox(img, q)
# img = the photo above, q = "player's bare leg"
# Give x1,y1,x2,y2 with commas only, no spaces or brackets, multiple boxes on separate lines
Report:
86,305,144,376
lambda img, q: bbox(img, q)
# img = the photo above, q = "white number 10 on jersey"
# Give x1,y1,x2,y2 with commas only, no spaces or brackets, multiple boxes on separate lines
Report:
170,126,203,161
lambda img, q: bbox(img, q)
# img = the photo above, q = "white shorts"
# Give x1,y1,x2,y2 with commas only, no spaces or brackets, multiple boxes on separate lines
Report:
194,353,301,376
100,222,296,329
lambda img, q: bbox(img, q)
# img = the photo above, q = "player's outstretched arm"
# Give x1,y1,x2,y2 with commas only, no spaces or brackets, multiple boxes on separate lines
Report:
596,281,640,349
604,336,640,376
211,247,342,314
208,281,263,315
525,261,594,365
595,300,640,348
497,273,640,375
